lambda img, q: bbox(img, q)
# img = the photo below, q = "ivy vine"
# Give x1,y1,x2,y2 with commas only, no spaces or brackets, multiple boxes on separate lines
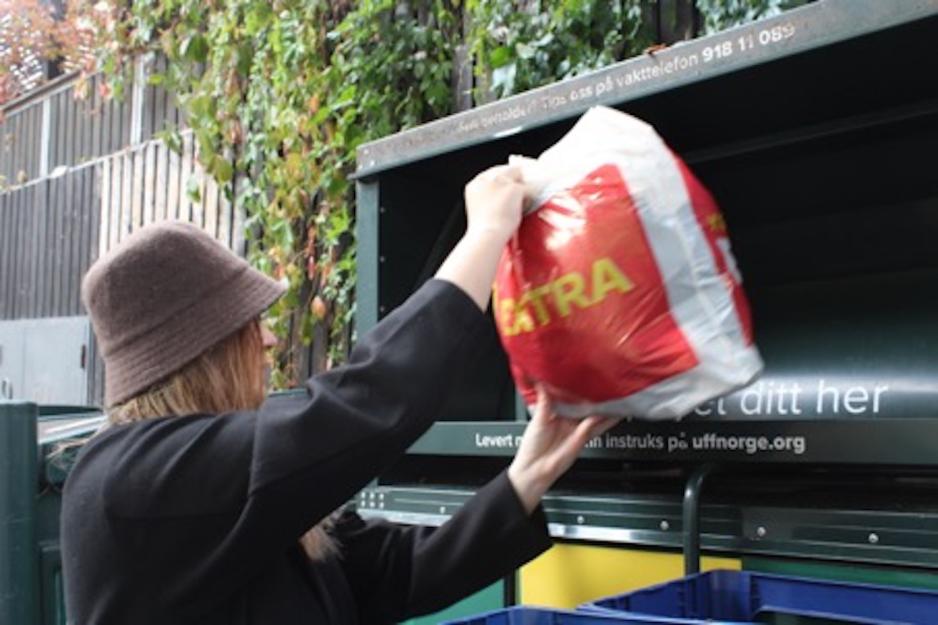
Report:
62,0,791,386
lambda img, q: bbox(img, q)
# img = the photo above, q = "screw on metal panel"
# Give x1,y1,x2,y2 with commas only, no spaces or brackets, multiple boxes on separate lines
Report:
576,515,585,524
379,493,385,500
379,305,387,313
379,255,386,263
869,533,879,545
660,520,670,531
756,526,767,538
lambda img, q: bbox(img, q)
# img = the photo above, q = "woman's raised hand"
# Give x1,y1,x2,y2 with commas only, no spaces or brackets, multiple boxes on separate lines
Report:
508,388,620,514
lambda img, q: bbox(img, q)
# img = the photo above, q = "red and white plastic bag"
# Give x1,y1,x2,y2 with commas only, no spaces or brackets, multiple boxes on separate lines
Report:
494,106,762,420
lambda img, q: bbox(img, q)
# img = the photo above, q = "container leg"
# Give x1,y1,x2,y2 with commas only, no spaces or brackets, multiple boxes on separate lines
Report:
0,402,40,625
683,463,716,576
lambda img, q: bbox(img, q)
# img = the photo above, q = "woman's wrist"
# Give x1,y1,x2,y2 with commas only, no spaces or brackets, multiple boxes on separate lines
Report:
434,225,513,311
464,222,515,247
507,461,550,516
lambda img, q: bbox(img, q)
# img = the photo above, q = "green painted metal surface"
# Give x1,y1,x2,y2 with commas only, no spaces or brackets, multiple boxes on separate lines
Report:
744,556,938,591
353,0,938,455
399,581,503,625
0,402,40,625
359,480,938,568
0,405,101,625
35,413,101,625
37,406,100,418
406,420,938,466
355,179,381,336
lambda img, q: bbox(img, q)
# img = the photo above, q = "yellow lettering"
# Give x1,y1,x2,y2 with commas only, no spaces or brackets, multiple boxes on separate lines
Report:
495,259,634,337
513,297,537,334
552,272,590,317
498,297,517,336
591,257,634,302
526,285,552,325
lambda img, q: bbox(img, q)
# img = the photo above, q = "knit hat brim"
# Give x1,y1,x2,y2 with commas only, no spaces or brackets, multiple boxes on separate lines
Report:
103,266,286,407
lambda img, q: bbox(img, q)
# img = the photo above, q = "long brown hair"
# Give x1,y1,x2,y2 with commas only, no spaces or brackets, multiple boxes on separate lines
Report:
109,320,337,560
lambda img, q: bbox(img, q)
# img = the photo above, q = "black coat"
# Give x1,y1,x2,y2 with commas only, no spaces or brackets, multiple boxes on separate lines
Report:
61,280,552,625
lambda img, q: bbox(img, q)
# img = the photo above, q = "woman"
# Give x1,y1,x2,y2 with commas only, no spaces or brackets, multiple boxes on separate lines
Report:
62,165,616,625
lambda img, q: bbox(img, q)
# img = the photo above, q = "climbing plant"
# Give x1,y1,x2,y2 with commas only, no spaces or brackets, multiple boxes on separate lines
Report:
83,0,462,383
8,0,789,385
695,0,809,34
468,0,654,100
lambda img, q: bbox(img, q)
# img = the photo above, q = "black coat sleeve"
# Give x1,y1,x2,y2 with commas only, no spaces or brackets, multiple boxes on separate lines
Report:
244,279,489,544
335,471,553,624
97,279,489,590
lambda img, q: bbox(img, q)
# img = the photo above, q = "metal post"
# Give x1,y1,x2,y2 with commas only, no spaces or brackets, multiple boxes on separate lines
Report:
683,463,716,576
0,402,40,625
129,55,149,147
354,179,381,336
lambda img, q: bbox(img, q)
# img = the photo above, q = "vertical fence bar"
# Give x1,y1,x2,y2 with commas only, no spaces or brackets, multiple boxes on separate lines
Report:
0,401,40,625
39,99,51,178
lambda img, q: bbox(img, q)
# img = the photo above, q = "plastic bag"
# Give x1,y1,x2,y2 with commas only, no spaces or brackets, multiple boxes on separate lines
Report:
493,106,762,419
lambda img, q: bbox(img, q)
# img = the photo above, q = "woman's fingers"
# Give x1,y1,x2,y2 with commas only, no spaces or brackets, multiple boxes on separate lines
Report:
568,415,602,448
532,385,554,425
476,163,523,184
559,415,621,461
590,416,621,438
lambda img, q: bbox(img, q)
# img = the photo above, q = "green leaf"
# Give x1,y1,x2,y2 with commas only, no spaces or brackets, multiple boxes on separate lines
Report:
515,41,536,60
215,159,234,183
154,129,183,154
186,175,202,203
182,34,209,63
489,45,512,68
245,4,273,35
236,44,254,77
188,95,213,119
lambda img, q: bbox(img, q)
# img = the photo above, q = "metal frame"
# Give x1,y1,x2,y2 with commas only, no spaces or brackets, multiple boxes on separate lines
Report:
683,464,715,575
357,475,938,570
356,0,938,178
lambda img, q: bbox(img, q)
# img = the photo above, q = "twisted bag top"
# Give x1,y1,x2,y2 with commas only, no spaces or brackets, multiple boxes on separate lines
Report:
494,106,762,420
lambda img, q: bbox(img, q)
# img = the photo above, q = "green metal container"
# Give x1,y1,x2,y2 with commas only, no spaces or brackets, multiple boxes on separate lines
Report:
1,403,103,625
355,0,938,463
353,0,938,576
1,402,40,625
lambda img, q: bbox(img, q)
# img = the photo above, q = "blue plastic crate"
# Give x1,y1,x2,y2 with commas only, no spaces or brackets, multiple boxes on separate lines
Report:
580,570,938,625
442,606,738,625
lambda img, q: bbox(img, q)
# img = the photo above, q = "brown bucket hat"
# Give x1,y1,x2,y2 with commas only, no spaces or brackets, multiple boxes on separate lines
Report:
82,221,286,407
